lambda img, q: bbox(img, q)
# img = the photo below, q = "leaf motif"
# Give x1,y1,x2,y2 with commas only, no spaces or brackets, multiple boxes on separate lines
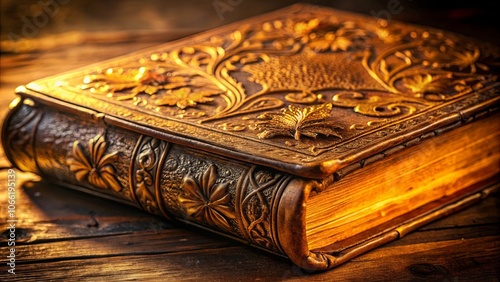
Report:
210,183,230,203
71,141,91,169
178,165,235,232
81,67,193,100
73,168,89,182
402,74,450,95
154,87,221,109
178,198,202,215
182,176,205,202
201,165,217,197
67,159,89,177
191,90,219,102
90,135,106,166
67,134,122,192
154,89,187,107
107,83,137,93
89,174,107,190
308,39,330,52
301,126,343,139
100,166,122,192
163,76,189,90
331,37,352,51
257,103,342,141
144,85,160,95
208,209,232,231
449,49,481,73
213,202,236,219
98,151,119,168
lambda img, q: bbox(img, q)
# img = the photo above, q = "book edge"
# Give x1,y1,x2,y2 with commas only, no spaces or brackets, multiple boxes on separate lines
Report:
277,180,499,272
13,86,500,181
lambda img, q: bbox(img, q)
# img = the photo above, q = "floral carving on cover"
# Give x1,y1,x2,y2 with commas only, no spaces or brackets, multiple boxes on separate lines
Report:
31,6,498,177
178,164,236,232
67,134,123,192
79,12,497,130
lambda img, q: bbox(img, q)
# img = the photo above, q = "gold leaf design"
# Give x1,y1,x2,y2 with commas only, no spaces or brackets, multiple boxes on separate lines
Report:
308,33,353,52
368,25,404,44
402,74,450,96
332,91,422,117
77,13,496,127
284,91,324,104
293,18,322,36
178,165,235,232
447,49,488,73
291,18,366,53
67,134,122,192
361,36,493,101
256,103,342,140
154,87,222,109
82,67,190,100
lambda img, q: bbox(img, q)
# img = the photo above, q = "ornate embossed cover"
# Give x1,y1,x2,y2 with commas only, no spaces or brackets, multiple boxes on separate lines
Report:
20,4,499,179
3,3,500,272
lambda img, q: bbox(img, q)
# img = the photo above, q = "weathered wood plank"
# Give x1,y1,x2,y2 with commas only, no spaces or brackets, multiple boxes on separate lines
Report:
2,235,498,281
13,230,237,264
0,30,201,54
342,235,500,281
9,223,498,265
420,194,500,230
391,224,499,246
0,41,173,100
0,172,176,242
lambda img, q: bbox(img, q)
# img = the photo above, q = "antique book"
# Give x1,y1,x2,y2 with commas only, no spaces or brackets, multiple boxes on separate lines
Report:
2,4,499,272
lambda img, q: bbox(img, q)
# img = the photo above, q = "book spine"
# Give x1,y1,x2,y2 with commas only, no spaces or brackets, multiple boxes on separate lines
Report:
1,96,310,258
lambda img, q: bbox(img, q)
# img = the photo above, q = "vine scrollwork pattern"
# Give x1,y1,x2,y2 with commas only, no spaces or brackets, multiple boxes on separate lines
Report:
73,9,497,152
236,167,291,252
130,135,170,216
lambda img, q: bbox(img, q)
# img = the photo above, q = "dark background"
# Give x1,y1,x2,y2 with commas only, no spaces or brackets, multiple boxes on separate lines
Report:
1,0,499,45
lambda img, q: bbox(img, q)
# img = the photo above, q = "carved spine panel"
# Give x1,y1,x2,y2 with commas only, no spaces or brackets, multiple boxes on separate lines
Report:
1,97,307,258
129,135,171,218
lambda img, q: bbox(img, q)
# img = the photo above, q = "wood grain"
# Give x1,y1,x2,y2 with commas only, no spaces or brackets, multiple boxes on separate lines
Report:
8,235,500,281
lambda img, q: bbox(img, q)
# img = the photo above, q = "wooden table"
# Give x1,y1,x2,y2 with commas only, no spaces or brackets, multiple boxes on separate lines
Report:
1,1,499,280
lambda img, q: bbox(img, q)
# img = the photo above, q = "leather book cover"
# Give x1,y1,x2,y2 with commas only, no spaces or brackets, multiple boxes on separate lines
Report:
2,3,499,271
